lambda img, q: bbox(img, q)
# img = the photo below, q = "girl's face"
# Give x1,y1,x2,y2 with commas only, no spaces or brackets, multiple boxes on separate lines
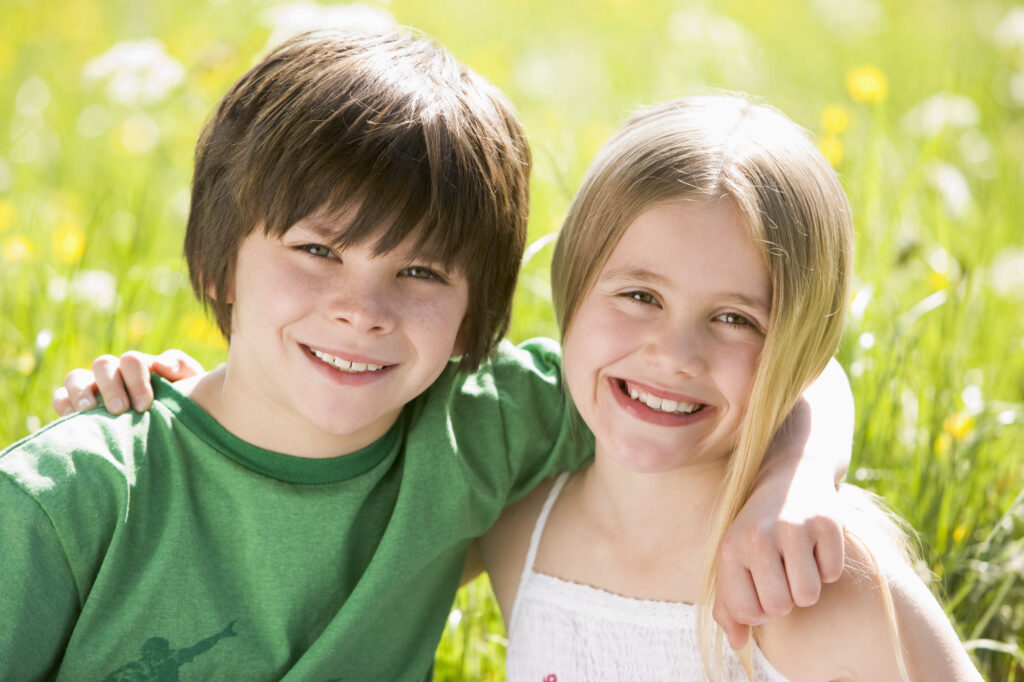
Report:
562,198,771,473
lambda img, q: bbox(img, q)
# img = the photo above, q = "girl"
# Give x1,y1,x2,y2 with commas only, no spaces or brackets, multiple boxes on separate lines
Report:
480,95,982,681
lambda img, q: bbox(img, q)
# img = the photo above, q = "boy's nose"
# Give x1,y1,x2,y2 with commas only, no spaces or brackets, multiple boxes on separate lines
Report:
328,288,397,334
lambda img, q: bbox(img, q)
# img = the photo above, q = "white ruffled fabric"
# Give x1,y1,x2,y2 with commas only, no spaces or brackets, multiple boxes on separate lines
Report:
505,473,790,682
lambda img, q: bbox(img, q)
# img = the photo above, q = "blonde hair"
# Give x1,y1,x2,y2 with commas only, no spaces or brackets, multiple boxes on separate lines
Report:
551,95,907,679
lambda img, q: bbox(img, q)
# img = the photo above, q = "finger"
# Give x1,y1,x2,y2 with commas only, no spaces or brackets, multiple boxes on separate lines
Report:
92,355,131,415
749,554,794,619
119,352,158,412
716,560,766,628
712,601,751,651
52,387,74,417
814,521,846,583
63,368,100,413
153,349,204,380
780,533,823,608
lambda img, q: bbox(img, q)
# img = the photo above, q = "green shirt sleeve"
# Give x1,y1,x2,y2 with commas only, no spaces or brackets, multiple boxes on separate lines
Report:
0,474,80,680
490,337,593,504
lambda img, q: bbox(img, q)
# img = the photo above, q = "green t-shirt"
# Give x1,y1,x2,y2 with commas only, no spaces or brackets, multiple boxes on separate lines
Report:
0,338,591,681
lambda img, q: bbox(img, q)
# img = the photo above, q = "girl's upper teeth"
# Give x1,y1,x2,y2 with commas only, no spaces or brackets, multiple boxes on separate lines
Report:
628,386,700,414
311,349,384,373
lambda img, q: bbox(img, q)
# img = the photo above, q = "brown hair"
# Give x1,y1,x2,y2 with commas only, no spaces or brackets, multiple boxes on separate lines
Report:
185,28,531,370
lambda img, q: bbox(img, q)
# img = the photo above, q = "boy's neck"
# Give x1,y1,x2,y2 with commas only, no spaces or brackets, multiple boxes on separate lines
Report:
179,366,400,459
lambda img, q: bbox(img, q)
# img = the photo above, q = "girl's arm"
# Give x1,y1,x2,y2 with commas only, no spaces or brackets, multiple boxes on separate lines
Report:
52,350,204,416
758,530,983,681
714,358,853,649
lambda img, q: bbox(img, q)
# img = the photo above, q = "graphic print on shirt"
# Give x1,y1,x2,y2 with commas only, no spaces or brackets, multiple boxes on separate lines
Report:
102,621,237,681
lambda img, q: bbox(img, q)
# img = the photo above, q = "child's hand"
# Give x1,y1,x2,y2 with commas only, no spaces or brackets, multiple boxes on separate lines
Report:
51,350,205,416
712,469,845,650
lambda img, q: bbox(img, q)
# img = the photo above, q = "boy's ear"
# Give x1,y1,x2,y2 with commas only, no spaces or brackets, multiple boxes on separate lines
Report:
206,279,235,305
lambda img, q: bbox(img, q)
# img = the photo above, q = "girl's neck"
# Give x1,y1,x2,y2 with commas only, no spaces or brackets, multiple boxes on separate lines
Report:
577,445,727,540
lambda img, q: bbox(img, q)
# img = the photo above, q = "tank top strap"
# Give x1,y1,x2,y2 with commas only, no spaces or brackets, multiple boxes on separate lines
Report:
508,471,571,631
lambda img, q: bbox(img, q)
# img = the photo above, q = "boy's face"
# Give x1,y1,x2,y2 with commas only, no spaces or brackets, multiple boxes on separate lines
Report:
216,211,469,458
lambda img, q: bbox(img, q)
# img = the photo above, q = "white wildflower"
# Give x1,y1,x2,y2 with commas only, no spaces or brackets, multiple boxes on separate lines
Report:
858,332,875,349
925,162,971,218
83,38,185,107
49,270,119,312
667,8,762,84
995,6,1024,51
988,247,1024,298
262,2,396,46
903,92,980,137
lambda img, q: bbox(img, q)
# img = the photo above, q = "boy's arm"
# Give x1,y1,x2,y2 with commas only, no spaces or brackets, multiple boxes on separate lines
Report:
713,358,853,649
0,476,79,678
52,350,205,416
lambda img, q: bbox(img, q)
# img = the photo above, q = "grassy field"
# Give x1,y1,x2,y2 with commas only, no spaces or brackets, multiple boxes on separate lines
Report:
2,0,1022,678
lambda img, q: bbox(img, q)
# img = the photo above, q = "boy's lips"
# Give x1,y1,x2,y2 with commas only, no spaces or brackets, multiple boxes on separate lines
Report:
608,377,714,426
302,344,396,381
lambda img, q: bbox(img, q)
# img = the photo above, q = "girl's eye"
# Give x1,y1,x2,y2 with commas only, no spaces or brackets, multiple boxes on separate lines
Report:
715,312,762,332
298,244,333,258
400,266,445,283
621,290,658,305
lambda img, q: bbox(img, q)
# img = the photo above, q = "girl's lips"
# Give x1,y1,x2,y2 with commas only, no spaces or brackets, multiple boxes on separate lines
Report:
608,377,716,426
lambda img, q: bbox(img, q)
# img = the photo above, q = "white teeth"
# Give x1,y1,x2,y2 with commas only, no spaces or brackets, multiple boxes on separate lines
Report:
625,384,701,415
311,349,384,373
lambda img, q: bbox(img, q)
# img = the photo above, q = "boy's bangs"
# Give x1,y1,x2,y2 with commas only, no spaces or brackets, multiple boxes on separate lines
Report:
256,111,485,276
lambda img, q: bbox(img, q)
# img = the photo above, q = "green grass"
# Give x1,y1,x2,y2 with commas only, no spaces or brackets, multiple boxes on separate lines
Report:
3,0,1022,678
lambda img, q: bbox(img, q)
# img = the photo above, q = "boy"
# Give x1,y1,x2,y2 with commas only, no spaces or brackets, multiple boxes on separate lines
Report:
6,27,848,680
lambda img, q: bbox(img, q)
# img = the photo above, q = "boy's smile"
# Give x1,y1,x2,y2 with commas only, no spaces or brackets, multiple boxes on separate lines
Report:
562,198,771,474
190,213,469,459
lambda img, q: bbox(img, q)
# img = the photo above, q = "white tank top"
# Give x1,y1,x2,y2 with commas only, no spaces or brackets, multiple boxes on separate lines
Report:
505,472,790,682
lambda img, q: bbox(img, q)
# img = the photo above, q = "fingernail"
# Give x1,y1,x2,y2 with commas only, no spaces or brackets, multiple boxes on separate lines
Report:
77,397,96,411
133,398,148,412
108,398,126,413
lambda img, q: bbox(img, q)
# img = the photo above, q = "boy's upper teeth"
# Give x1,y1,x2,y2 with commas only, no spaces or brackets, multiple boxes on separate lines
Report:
627,386,700,414
311,348,384,373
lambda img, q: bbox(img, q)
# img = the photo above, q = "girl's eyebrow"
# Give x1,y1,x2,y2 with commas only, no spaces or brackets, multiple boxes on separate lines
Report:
599,266,671,287
601,266,771,313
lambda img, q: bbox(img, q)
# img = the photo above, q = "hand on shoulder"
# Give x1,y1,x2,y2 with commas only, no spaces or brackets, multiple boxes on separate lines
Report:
757,532,982,681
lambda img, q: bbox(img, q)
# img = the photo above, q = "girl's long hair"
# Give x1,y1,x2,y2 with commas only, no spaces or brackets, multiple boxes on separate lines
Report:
552,95,910,680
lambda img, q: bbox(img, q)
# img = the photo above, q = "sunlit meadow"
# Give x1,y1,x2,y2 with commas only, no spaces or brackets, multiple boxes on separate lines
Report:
2,0,1023,678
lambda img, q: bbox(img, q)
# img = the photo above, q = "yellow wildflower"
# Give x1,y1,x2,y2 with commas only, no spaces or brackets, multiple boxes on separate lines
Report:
928,269,949,291
943,411,974,441
55,219,87,263
846,65,888,104
933,432,952,455
952,524,968,544
15,352,36,375
3,235,34,262
821,105,851,134
184,313,227,348
818,135,844,166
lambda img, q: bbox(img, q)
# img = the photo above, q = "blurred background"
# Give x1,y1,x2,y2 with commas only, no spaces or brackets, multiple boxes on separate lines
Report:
2,0,1023,678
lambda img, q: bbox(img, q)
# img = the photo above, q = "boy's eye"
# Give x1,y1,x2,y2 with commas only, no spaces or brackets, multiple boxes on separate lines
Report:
400,266,445,283
298,244,333,258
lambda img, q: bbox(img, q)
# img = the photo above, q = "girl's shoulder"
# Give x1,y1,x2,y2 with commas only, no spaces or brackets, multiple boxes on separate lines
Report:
757,532,981,681
478,476,561,618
